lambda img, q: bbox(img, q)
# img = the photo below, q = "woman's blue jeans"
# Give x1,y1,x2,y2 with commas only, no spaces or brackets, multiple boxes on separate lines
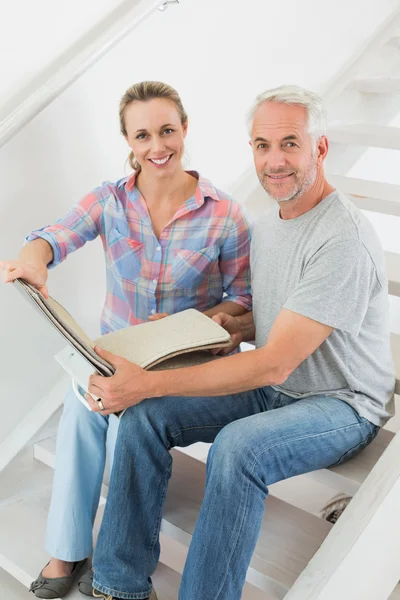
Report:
45,385,119,561
92,387,378,600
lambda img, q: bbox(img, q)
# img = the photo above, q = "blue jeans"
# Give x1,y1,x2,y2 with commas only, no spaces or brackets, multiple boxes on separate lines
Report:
92,387,378,600
46,385,119,561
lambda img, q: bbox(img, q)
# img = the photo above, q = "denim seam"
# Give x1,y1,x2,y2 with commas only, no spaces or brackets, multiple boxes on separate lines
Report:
92,579,152,600
328,427,378,467
149,460,172,562
214,450,260,600
170,424,227,439
211,422,376,597
214,465,253,599
252,419,375,463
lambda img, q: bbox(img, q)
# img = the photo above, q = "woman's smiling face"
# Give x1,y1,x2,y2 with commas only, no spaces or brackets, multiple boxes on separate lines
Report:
124,98,188,178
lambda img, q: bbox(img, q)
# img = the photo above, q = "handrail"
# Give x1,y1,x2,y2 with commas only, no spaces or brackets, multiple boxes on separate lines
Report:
0,0,164,150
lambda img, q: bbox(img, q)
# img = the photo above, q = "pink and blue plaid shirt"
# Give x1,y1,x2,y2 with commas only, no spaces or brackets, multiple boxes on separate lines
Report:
26,171,252,334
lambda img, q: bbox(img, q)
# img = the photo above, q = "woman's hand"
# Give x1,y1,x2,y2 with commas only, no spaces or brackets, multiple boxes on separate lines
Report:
148,312,169,321
85,346,153,415
211,312,244,355
0,260,49,298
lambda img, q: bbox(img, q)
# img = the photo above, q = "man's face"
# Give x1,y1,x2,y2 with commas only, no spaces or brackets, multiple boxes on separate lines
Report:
251,102,319,202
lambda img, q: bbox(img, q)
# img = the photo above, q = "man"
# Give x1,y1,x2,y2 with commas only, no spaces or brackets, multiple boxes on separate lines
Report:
87,85,395,600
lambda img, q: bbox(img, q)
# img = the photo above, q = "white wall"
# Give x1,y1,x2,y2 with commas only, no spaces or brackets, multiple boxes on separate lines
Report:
0,0,398,441
0,0,126,105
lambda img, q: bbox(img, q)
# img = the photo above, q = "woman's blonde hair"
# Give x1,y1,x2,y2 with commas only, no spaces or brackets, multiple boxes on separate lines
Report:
119,81,188,171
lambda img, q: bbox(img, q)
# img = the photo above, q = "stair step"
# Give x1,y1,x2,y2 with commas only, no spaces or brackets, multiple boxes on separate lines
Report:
0,567,32,600
0,448,193,600
349,77,400,94
328,174,400,217
327,124,400,150
33,438,332,598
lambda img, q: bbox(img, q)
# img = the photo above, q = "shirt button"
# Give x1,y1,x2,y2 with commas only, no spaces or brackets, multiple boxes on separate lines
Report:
156,245,161,251
153,279,157,285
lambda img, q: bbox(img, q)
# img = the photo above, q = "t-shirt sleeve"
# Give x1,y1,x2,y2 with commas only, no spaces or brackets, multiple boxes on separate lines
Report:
284,240,381,336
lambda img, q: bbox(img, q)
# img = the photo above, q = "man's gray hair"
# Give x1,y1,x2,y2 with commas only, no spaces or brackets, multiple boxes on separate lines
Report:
247,85,327,143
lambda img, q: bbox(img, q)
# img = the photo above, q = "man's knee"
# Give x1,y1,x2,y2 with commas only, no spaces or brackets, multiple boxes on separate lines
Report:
119,397,171,436
208,421,259,481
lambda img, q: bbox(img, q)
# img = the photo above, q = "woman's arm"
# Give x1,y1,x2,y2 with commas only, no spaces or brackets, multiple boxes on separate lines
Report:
1,186,107,295
0,239,53,297
25,187,106,268
203,300,247,318
19,238,54,265
218,202,252,312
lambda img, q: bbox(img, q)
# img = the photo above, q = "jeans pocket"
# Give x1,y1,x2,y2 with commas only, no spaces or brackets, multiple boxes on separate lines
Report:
172,244,219,290
329,423,379,468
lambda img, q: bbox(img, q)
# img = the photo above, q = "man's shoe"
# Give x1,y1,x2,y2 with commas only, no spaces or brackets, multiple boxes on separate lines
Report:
319,493,352,524
93,588,158,600
29,559,87,598
78,568,93,596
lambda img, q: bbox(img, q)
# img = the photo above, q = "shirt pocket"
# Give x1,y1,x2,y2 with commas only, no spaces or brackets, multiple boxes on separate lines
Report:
172,244,220,290
107,227,144,282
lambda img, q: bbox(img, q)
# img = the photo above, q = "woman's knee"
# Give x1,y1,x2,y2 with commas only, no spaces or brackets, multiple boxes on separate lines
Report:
61,385,109,431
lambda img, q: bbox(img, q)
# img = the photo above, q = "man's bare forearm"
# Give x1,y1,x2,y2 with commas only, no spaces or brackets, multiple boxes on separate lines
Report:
18,239,53,266
150,344,281,399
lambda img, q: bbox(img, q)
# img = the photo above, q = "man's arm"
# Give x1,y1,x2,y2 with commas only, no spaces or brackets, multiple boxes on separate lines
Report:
87,309,332,414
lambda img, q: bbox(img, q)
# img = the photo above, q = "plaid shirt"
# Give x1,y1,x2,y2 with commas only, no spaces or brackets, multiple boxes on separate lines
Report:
26,171,252,334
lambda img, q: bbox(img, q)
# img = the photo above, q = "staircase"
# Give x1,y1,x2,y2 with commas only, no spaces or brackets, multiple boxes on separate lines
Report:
0,414,399,599
1,4,400,600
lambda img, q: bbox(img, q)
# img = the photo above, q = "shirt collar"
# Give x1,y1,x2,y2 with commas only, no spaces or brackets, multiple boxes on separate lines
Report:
118,170,222,206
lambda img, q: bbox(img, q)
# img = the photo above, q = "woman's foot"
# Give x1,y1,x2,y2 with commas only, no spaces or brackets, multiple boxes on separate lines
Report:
42,559,75,578
29,558,87,598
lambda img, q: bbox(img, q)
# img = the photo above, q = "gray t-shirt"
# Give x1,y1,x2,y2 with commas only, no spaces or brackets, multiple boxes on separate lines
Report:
251,190,395,427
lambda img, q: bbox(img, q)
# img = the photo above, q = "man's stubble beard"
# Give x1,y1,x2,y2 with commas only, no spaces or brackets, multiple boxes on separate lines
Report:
258,160,317,203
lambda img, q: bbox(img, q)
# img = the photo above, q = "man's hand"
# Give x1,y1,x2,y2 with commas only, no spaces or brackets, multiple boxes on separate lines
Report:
85,346,153,415
211,312,244,355
0,260,49,298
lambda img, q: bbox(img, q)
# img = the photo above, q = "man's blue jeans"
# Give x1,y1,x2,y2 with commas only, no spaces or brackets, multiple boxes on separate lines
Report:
92,386,378,600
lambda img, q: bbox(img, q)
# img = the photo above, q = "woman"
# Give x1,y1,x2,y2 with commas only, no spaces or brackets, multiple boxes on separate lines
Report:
0,81,251,599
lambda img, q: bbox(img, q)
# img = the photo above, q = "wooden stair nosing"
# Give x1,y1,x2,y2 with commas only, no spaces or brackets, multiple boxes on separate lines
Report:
328,174,400,205
349,195,400,218
327,124,400,150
